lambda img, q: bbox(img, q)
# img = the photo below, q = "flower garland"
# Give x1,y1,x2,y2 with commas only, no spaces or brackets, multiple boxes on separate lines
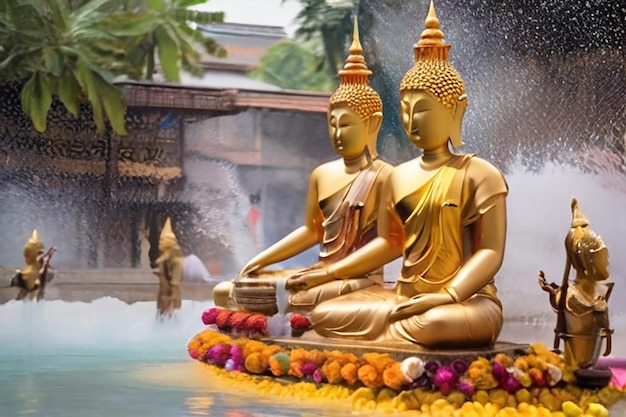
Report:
189,309,626,416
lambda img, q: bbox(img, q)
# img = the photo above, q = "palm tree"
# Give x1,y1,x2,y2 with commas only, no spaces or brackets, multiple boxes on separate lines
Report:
284,0,355,83
0,0,225,136
250,40,336,91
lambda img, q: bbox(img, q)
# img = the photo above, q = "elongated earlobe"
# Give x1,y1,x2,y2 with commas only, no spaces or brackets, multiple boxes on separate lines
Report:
450,95,468,148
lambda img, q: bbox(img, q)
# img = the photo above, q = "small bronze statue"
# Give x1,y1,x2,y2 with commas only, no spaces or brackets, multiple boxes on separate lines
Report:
153,218,184,319
538,198,614,387
10,229,56,301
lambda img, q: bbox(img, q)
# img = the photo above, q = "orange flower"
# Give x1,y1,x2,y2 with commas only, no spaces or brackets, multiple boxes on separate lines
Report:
358,363,384,388
341,363,359,385
245,352,269,374
322,360,343,384
382,362,406,391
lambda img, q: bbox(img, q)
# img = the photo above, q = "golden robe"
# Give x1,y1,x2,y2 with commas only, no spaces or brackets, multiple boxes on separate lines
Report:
230,162,388,314
310,154,508,347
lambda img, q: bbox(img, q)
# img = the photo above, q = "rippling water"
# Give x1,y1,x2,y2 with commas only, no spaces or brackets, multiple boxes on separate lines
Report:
0,299,358,417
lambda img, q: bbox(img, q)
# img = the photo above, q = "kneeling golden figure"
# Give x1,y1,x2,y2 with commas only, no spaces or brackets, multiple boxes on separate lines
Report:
213,19,393,315
538,198,613,370
301,1,508,348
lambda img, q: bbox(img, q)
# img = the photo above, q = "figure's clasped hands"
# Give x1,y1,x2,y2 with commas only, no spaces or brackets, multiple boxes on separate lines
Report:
389,291,455,322
285,269,334,293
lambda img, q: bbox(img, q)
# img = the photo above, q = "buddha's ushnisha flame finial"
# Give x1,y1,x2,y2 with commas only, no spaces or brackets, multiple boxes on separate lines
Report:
414,0,450,62
160,217,179,249
338,15,372,85
570,198,589,229
29,229,40,244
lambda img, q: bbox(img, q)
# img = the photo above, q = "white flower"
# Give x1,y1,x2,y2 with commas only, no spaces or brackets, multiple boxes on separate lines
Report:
401,357,425,383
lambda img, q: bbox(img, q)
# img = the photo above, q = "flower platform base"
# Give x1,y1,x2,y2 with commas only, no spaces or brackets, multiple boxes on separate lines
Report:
271,334,529,364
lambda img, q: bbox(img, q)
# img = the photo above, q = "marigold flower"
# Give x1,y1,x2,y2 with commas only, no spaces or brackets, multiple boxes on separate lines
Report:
322,360,343,384
341,363,359,386
382,362,406,391
245,351,269,374
358,363,383,388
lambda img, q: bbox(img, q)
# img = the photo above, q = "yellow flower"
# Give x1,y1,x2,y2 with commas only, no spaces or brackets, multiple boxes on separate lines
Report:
584,403,609,417
562,400,583,417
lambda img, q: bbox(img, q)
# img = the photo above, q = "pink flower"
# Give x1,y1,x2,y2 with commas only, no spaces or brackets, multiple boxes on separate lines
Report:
457,380,475,398
301,362,317,377
492,360,506,382
205,343,231,365
188,349,199,360
501,373,522,394
312,368,324,384
201,307,222,325
433,365,457,395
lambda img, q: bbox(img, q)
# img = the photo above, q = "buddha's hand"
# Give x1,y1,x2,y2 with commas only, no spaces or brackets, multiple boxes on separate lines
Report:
285,269,333,292
239,262,261,277
389,292,454,322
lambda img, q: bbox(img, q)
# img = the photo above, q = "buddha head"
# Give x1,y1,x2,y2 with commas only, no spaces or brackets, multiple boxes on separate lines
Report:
159,217,181,254
23,229,44,265
399,0,467,151
566,198,610,281
328,16,383,160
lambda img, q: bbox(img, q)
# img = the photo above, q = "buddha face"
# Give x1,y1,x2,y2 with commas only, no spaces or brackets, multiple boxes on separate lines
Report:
328,105,368,158
400,90,454,151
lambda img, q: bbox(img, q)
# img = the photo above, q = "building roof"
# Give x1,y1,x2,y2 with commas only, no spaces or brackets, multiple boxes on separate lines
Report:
198,22,287,68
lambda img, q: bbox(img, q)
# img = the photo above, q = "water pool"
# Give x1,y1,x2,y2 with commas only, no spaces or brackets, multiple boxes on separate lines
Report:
0,299,356,417
2,298,625,417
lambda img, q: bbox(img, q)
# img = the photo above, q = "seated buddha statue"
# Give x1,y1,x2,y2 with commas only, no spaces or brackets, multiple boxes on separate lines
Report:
538,198,613,370
153,217,184,318
294,1,508,348
12,229,55,301
212,18,393,315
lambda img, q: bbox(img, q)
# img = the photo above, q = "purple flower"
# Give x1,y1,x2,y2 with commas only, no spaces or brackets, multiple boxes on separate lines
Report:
230,345,243,363
301,362,317,377
457,380,475,398
224,358,236,372
204,343,231,365
312,368,324,384
201,307,222,325
492,360,506,383
451,359,468,375
501,373,522,394
424,360,440,376
433,365,457,395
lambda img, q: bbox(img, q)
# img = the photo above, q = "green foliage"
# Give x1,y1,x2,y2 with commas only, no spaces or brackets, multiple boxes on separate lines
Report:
250,40,336,92
284,0,354,82
0,0,226,135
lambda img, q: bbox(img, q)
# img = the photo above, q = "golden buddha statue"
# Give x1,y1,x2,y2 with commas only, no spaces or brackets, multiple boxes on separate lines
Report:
298,0,508,348
12,229,55,301
154,217,184,318
538,198,613,369
213,18,393,315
